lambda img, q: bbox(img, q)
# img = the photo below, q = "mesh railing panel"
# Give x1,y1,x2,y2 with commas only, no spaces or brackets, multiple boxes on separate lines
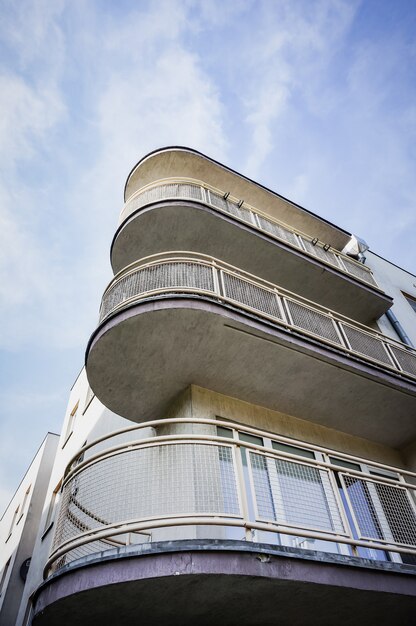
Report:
341,324,393,366
99,259,413,380
207,190,228,211
224,200,255,225
100,262,215,320
121,184,383,295
341,257,378,286
51,536,114,572
206,191,255,224
285,299,342,345
300,237,341,269
176,184,204,201
256,215,300,248
222,273,283,320
342,475,416,547
122,185,379,291
122,184,203,221
52,443,241,563
250,452,345,534
389,346,416,377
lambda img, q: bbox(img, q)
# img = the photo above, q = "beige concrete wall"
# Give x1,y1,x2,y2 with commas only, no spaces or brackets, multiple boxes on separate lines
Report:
187,385,405,469
124,149,350,251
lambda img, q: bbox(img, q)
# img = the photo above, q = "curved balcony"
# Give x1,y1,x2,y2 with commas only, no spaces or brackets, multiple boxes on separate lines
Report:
34,419,416,625
124,147,352,251
45,418,416,576
111,180,391,324
85,253,416,448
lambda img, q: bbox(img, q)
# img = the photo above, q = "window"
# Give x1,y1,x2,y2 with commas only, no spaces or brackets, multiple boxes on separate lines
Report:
42,481,62,537
272,441,315,460
0,558,11,596
17,485,31,525
63,401,79,446
329,457,407,562
83,386,95,413
6,506,20,540
403,292,416,315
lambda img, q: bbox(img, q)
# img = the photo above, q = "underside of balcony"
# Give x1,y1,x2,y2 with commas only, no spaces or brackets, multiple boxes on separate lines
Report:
111,201,391,324
86,296,416,448
33,541,416,626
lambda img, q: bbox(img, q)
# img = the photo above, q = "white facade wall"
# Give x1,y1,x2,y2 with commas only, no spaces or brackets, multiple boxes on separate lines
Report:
0,433,58,626
12,370,133,626
367,251,416,346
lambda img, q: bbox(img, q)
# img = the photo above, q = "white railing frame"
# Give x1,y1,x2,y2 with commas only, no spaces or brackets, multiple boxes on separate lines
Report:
98,252,416,381
118,178,379,288
45,418,416,578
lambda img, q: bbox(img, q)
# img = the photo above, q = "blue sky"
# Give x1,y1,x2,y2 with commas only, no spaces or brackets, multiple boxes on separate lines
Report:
1,0,415,513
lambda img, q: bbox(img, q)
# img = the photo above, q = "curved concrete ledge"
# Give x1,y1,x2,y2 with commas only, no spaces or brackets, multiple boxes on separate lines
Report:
123,147,351,251
110,200,391,324
33,540,416,626
85,296,416,447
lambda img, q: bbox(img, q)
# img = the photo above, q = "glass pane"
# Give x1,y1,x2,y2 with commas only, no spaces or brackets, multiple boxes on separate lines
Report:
329,457,361,472
272,441,315,459
239,432,263,446
216,426,233,439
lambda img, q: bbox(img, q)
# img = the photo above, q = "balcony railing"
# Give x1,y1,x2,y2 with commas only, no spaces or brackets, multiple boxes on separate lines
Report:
45,418,416,577
119,180,379,289
99,252,416,381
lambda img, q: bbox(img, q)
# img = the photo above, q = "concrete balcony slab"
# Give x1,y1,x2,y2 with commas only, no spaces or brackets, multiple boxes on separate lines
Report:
86,297,416,448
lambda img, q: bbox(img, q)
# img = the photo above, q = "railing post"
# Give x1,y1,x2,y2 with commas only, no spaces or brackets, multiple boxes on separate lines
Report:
233,443,253,541
211,260,221,297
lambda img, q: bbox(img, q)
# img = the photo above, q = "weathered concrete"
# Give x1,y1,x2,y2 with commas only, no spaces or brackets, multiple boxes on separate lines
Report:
123,147,351,251
33,541,416,626
110,201,391,323
86,296,416,447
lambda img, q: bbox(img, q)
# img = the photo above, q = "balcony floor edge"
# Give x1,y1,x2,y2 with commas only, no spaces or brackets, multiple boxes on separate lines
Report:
33,540,416,626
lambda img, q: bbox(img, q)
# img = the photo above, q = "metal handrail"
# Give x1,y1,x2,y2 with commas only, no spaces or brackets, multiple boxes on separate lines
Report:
97,252,416,381
45,418,416,577
118,178,379,289
64,417,416,480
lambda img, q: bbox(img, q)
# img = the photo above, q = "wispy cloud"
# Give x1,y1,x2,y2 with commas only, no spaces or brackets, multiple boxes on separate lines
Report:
0,0,415,514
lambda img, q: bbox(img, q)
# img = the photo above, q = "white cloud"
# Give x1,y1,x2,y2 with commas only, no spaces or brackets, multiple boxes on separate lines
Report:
237,0,358,176
1,0,415,520
0,74,64,165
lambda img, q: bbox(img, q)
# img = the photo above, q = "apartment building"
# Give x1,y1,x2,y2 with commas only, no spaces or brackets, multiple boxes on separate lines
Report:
2,147,416,625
